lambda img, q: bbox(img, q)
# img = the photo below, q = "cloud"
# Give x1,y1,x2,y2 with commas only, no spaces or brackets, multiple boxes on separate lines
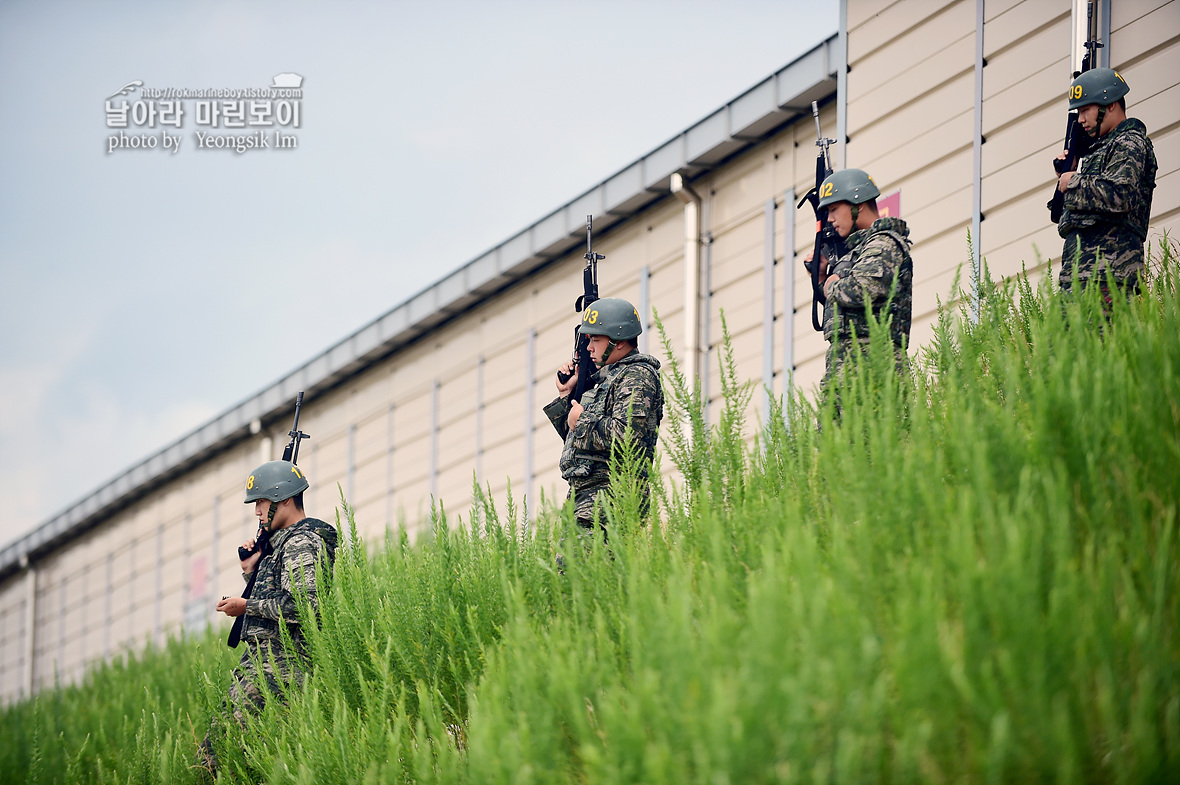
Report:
0,363,219,549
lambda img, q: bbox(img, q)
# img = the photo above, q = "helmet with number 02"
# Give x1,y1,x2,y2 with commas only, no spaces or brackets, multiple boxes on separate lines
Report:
243,460,309,504
818,168,881,209
578,297,643,341
1068,67,1129,110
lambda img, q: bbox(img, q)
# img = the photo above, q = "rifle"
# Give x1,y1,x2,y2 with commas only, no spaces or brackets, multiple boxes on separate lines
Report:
1048,0,1103,223
237,392,310,560
556,215,605,403
229,392,311,648
797,101,846,332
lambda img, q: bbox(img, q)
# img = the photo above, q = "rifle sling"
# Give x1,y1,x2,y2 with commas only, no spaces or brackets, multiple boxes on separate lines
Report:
227,534,274,648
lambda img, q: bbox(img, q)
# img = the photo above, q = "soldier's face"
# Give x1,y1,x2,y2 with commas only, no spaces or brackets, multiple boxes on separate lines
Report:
1077,104,1100,135
255,499,274,529
827,202,854,238
588,335,612,365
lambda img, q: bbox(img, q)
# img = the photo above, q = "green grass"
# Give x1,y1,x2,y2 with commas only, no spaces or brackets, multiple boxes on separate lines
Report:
3,243,1178,784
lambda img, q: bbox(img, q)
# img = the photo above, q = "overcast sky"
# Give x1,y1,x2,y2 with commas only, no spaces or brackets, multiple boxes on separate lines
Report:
0,0,837,551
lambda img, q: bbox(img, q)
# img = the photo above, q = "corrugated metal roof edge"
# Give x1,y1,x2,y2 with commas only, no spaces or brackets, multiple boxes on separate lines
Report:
0,33,839,580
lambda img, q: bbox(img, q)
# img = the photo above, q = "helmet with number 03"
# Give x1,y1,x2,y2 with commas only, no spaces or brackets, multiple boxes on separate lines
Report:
1068,67,1129,110
578,297,643,341
243,460,309,504
818,168,881,209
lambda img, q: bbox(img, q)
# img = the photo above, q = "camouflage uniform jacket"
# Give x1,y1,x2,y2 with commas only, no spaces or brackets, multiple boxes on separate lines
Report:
543,351,664,485
1058,117,1157,288
241,517,337,647
823,216,913,349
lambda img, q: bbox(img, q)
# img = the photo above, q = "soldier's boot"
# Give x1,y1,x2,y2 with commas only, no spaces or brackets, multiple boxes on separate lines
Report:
195,735,218,778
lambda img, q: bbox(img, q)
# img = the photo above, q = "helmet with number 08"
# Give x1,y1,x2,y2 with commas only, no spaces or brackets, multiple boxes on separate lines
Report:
1068,67,1129,110
578,297,642,341
243,460,309,504
818,168,880,209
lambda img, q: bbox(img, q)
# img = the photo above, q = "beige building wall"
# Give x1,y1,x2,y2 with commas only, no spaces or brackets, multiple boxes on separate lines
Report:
0,102,837,704
0,574,29,698
0,441,277,696
1111,0,1180,242
847,0,978,351
846,0,1178,342
4,1,1177,704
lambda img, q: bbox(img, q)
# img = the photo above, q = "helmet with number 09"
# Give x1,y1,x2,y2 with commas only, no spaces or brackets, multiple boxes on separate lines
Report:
1068,67,1129,110
578,297,642,341
243,460,309,504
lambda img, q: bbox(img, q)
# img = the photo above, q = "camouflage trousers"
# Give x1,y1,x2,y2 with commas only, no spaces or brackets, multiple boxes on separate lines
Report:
570,478,611,540
198,639,306,775
820,338,909,414
1058,275,1139,334
1059,229,1145,294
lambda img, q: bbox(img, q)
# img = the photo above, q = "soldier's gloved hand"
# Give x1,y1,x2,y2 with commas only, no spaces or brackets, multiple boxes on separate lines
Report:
240,539,262,573
824,274,841,299
216,597,247,617
567,400,584,430
803,249,830,282
556,361,578,396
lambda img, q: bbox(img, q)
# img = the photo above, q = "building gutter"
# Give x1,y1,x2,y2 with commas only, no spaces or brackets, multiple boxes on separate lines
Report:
671,172,704,388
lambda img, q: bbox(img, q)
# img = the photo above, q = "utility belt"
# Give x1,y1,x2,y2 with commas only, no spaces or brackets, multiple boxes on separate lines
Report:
563,455,610,483
1061,213,1147,243
565,449,657,486
243,615,305,644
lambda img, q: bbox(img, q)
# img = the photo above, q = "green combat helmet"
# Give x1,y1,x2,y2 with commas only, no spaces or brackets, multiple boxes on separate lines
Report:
1068,68,1129,139
1068,67,1129,110
579,297,642,368
579,297,642,340
818,168,881,209
244,460,308,503
244,460,308,530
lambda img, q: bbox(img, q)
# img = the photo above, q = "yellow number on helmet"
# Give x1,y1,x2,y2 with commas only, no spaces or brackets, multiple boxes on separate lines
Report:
820,182,834,198
291,467,303,479
246,475,255,490
588,309,598,324
1071,85,1083,99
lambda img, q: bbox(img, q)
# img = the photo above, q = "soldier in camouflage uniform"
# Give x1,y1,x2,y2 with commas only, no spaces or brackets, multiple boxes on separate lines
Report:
198,460,337,776
805,168,913,398
1056,67,1157,296
543,297,664,540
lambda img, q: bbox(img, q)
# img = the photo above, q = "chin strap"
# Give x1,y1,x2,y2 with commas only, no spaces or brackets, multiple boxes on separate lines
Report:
596,339,620,369
264,499,279,531
850,202,860,227
1090,105,1108,139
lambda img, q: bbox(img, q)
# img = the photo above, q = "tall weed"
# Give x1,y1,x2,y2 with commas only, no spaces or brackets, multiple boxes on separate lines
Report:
2,245,1177,784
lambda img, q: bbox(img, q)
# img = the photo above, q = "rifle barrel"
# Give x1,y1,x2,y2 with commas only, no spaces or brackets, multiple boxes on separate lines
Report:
289,391,304,438
282,391,310,464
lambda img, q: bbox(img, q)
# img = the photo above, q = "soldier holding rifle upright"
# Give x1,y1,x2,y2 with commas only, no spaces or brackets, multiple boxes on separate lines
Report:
797,103,910,408
543,217,663,542
804,169,913,402
1054,67,1157,299
198,396,338,777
